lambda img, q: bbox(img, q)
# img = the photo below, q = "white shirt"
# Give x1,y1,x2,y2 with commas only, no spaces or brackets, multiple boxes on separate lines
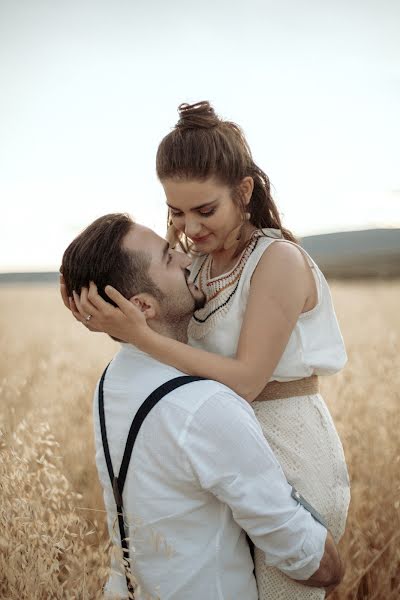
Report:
188,229,347,381
94,344,327,600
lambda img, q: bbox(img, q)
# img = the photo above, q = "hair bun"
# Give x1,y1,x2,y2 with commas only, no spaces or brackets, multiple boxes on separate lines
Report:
177,101,219,129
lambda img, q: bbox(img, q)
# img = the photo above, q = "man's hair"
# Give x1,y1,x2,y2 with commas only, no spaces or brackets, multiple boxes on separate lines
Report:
61,213,164,306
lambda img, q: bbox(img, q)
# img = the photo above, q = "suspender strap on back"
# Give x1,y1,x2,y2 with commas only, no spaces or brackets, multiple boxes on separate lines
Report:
98,363,205,598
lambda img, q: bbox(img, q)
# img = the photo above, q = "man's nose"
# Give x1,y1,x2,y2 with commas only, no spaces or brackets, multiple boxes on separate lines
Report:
180,253,192,270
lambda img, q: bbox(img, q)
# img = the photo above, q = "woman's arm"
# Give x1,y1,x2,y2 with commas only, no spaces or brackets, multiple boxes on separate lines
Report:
74,243,315,402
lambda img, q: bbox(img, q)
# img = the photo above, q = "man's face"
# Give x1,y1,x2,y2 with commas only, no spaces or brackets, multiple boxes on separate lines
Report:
123,225,205,322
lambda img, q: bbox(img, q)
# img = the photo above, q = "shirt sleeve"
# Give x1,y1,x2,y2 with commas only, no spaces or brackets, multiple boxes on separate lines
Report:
183,390,327,580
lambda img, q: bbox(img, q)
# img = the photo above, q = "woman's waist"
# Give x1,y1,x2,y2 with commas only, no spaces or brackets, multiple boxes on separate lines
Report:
256,375,320,401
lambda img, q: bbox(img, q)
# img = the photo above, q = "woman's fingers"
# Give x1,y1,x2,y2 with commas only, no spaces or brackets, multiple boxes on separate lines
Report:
72,289,97,324
69,297,82,322
59,275,97,332
104,285,134,314
72,290,85,318
87,281,115,313
71,292,101,331
79,286,101,319
69,294,78,313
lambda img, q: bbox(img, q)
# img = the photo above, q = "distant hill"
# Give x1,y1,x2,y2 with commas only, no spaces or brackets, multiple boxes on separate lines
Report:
300,228,400,278
0,271,60,285
0,229,399,284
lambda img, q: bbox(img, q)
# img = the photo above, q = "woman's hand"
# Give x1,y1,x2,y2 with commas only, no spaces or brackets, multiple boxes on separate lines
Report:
61,278,149,344
60,273,90,328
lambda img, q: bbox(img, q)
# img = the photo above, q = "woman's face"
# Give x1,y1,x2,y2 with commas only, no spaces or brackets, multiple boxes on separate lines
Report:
162,177,244,253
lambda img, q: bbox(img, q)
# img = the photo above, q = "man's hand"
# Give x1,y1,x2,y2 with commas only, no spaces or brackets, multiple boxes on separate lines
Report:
296,530,344,594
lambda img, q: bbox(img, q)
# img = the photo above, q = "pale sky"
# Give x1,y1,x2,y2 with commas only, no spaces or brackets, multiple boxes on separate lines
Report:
1,0,399,271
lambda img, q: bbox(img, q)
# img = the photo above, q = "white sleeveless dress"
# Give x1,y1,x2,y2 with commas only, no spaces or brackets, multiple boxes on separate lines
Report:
188,229,350,600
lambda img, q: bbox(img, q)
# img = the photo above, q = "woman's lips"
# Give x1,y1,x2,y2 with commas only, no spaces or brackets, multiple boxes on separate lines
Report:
192,234,210,243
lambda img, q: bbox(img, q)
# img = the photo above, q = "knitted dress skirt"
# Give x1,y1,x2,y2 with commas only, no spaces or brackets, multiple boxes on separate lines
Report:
251,393,350,600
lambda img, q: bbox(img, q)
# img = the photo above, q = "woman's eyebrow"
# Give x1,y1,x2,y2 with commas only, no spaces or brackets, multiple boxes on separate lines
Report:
166,198,219,211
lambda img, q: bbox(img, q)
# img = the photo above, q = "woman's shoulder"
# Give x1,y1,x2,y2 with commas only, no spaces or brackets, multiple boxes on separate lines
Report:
242,230,306,277
252,231,321,273
240,232,322,313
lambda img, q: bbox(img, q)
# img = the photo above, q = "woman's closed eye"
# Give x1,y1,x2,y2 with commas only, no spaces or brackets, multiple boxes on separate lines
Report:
199,208,216,217
170,208,216,218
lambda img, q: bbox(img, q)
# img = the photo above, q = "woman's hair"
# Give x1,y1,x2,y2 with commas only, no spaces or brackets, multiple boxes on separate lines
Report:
156,101,296,251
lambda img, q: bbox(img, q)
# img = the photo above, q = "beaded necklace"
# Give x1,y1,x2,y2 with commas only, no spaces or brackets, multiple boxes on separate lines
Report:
188,229,265,340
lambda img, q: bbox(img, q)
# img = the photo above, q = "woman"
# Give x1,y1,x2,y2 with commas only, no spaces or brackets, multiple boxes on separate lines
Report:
69,101,350,599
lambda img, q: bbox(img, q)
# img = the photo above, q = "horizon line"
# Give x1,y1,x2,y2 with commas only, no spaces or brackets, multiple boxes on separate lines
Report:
1,226,399,275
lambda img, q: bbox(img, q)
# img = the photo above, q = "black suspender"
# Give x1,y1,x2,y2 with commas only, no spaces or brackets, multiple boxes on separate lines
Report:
98,363,205,598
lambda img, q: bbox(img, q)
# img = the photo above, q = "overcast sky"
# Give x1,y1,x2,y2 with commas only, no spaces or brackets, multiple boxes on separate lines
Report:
1,0,399,271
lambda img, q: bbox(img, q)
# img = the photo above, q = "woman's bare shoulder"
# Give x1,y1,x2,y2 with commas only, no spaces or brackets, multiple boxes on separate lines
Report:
253,239,310,279
249,239,316,311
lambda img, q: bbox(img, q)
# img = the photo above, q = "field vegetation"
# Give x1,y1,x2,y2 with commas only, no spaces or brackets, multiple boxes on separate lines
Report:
0,282,399,599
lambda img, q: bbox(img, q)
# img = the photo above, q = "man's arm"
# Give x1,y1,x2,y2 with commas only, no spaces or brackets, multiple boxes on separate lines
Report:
184,389,343,590
298,530,344,592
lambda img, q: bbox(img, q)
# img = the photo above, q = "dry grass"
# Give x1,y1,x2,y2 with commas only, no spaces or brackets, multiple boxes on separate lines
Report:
0,281,399,599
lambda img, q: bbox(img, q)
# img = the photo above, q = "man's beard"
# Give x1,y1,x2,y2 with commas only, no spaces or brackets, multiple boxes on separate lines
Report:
161,283,205,332
159,271,206,332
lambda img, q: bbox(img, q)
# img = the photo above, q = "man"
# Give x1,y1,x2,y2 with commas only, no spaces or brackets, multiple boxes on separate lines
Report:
61,213,343,599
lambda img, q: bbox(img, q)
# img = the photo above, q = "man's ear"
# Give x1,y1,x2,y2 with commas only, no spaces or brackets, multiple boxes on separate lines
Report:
129,293,158,320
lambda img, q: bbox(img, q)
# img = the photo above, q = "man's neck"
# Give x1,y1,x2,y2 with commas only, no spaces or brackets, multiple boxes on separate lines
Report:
150,319,189,344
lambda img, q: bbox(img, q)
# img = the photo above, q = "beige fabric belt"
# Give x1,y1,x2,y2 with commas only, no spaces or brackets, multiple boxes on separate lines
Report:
256,375,320,401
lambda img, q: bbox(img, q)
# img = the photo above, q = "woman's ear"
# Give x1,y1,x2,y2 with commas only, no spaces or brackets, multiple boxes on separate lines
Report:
239,176,254,206
130,294,158,320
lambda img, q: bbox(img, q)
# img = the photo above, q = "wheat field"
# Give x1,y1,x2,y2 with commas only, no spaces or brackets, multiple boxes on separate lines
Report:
0,281,399,599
